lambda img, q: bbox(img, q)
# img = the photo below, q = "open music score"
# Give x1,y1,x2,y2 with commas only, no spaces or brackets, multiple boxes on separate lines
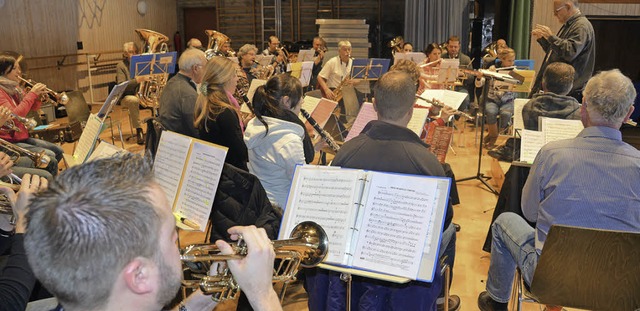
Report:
518,117,584,164
345,102,429,142
153,131,228,231
279,165,451,282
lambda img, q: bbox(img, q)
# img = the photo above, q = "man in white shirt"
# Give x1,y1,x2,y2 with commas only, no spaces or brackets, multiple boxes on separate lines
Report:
317,40,352,101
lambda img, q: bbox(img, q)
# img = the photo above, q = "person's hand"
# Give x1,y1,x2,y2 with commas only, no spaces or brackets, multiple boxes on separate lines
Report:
0,152,13,178
0,107,12,128
534,24,553,39
440,106,457,121
531,29,543,40
323,88,335,100
29,83,48,96
0,174,47,234
215,225,280,311
428,100,442,117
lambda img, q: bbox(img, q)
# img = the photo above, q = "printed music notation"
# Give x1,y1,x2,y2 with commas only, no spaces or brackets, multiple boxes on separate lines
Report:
279,165,451,282
353,174,440,279
286,167,363,264
153,131,228,232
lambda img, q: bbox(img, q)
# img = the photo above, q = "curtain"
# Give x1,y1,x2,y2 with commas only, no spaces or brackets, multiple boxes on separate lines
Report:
404,0,470,53
508,0,532,59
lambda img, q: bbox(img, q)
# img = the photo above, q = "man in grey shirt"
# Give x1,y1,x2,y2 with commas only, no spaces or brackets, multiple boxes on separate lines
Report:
530,0,595,101
158,48,207,138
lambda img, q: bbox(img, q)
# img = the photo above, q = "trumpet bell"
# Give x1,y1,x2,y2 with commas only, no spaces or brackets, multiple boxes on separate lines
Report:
290,221,329,268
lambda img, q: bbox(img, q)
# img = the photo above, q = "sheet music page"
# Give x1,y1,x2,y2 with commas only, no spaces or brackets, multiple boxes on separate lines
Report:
345,102,377,142
312,98,338,128
73,114,104,163
407,107,429,136
288,62,302,78
541,117,583,143
280,166,364,264
513,98,528,130
86,142,125,162
153,131,192,209
520,129,545,163
298,49,315,62
247,79,267,103
174,141,228,231
299,61,314,87
352,172,440,279
438,59,459,83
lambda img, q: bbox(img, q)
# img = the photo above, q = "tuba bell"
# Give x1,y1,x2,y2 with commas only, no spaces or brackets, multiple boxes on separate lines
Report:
389,36,405,55
134,29,170,109
204,30,234,59
180,221,329,302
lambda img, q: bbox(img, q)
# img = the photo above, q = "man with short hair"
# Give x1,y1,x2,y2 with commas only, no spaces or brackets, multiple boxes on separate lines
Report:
317,40,352,101
305,71,456,311
23,154,282,311
441,36,472,113
186,38,203,50
115,41,145,145
530,0,595,101
478,69,640,311
309,36,326,91
158,48,207,138
262,36,280,57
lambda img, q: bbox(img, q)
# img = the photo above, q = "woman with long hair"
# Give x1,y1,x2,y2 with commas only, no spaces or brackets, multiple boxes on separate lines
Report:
0,54,61,178
243,74,314,209
194,57,248,170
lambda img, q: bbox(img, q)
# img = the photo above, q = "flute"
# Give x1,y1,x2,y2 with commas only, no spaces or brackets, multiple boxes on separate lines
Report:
415,94,473,120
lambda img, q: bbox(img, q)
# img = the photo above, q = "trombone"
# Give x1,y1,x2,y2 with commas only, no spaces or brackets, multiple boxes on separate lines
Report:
181,221,328,302
18,76,69,106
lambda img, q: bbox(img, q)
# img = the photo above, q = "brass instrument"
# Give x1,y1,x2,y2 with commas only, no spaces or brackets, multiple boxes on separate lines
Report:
250,60,275,80
18,76,69,106
0,111,37,133
389,36,405,54
135,29,170,109
204,30,235,59
415,94,473,120
0,137,50,169
181,221,328,302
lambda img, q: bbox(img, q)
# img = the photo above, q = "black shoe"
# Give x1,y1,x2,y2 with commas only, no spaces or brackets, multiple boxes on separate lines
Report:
477,291,508,311
136,128,145,145
437,294,461,311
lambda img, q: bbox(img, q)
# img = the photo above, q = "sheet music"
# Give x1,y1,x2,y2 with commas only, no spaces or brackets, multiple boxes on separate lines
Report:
247,79,267,103
300,96,321,117
298,49,315,62
282,166,364,264
86,142,125,162
394,52,426,65
73,114,104,163
255,55,272,67
438,59,459,83
345,102,377,142
513,98,528,130
419,89,467,110
541,117,583,143
407,107,429,136
352,172,439,279
174,142,228,231
153,131,192,209
520,129,545,163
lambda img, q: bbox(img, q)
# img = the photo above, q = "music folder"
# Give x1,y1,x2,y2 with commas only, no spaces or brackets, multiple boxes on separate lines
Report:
279,165,451,283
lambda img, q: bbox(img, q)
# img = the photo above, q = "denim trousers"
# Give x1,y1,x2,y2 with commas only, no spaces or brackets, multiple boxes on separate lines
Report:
486,212,539,303
485,100,514,129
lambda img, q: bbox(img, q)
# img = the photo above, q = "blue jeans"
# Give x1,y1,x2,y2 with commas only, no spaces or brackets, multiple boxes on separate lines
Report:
485,100,514,128
486,212,539,303
16,138,63,176
439,222,457,298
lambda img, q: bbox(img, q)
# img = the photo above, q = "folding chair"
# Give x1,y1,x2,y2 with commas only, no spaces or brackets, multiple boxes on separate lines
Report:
511,224,640,311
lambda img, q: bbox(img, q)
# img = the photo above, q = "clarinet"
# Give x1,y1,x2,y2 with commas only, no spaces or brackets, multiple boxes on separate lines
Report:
300,109,341,153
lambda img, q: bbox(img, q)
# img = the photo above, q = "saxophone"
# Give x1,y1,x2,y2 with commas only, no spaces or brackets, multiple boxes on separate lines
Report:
300,109,340,153
135,29,170,109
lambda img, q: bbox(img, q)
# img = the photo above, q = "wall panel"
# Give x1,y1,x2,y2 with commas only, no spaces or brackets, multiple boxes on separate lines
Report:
0,0,177,103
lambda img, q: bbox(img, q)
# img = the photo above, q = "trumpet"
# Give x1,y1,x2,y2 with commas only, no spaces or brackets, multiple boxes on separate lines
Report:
18,76,69,106
0,138,50,169
1,112,38,132
181,221,328,302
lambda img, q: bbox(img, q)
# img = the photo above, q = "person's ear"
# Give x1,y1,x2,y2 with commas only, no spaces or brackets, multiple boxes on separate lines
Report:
122,257,156,295
281,96,291,109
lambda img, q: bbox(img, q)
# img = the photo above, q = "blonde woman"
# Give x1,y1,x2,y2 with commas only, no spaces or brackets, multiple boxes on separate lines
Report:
194,57,248,171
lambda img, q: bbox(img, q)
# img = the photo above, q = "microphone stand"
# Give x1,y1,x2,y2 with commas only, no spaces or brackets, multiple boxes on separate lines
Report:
456,75,500,195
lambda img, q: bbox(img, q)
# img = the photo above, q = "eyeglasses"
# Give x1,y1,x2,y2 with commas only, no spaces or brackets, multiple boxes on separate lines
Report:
554,5,566,13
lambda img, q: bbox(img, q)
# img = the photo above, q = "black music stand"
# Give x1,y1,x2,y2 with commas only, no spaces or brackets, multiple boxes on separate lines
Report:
455,77,499,195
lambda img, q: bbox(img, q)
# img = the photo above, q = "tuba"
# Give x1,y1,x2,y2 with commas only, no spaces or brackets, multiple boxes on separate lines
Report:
135,29,170,109
181,221,328,302
389,36,405,54
204,30,234,59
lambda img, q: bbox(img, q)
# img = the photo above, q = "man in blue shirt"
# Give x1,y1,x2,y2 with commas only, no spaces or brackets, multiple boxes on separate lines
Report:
478,69,640,311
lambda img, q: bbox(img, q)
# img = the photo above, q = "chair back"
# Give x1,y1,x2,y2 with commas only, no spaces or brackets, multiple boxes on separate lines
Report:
65,90,91,125
530,225,640,310
514,59,534,70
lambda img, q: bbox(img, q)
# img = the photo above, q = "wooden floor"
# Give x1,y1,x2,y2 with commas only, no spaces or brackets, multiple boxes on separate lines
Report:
56,106,572,311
